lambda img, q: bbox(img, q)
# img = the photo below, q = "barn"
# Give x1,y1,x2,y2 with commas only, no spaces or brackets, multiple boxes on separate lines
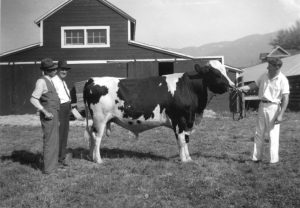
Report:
0,0,241,115
242,53,300,111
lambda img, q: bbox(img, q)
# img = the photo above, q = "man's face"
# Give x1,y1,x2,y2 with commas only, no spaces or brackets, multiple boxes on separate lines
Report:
58,69,68,79
45,69,57,78
267,63,280,75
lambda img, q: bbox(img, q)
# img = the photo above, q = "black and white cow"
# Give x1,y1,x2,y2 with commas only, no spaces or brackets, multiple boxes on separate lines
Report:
83,60,235,163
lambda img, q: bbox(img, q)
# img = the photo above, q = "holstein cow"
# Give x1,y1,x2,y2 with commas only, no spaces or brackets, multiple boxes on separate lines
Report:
83,60,235,163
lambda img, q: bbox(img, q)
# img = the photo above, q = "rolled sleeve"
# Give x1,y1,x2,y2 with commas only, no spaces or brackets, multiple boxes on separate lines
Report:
282,77,290,94
32,79,46,99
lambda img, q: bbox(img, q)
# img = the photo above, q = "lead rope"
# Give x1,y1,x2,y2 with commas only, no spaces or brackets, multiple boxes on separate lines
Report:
230,89,244,121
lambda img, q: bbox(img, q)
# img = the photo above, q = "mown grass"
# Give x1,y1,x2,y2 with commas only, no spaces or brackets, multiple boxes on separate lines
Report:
0,112,299,208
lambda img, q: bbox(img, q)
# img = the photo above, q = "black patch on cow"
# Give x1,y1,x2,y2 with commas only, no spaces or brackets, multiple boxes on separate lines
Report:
185,135,189,143
195,64,229,94
128,121,133,125
167,63,230,134
137,120,142,124
115,100,119,104
116,76,172,120
83,78,109,117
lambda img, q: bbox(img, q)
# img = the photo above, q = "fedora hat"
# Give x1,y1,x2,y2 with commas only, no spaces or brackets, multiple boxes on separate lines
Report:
58,60,71,70
40,58,58,71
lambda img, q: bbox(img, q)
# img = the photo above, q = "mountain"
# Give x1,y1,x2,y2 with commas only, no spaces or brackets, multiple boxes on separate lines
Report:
172,32,277,68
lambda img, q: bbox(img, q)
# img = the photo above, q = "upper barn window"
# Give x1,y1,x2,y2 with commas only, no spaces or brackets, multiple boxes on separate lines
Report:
61,26,110,48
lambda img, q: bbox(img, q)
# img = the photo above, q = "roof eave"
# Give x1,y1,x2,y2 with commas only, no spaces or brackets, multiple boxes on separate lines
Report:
34,0,136,26
0,43,41,57
128,40,195,59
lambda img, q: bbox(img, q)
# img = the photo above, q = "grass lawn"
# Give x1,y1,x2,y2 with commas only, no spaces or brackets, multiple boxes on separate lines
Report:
0,112,299,208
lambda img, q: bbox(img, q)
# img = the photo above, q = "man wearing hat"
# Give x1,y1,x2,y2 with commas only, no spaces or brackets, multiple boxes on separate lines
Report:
52,60,73,166
239,57,290,165
30,58,60,174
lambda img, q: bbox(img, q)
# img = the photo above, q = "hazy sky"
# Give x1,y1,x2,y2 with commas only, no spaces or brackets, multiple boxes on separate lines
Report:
1,0,300,53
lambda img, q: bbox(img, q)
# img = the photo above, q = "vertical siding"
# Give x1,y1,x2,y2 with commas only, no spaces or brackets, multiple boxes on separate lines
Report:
0,66,13,115
0,65,41,115
127,62,158,78
288,75,300,111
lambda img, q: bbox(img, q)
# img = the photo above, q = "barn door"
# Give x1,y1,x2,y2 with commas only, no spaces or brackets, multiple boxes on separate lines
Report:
174,60,194,73
127,61,158,78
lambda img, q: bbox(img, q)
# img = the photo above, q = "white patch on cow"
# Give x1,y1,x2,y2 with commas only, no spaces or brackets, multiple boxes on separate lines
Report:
209,60,235,87
177,131,192,162
129,104,170,126
158,83,162,87
163,73,184,96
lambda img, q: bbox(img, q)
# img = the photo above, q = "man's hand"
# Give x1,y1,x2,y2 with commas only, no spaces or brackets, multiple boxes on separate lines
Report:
274,114,283,125
41,109,54,120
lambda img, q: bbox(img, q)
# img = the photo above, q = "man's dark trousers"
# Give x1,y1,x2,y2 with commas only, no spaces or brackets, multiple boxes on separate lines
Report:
41,108,59,174
59,102,71,162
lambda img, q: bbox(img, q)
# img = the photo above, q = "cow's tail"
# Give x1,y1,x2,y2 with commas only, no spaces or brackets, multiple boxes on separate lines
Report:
83,80,92,142
84,102,91,142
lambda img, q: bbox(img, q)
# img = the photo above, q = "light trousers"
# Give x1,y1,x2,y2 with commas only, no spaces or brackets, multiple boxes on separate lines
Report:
253,102,280,163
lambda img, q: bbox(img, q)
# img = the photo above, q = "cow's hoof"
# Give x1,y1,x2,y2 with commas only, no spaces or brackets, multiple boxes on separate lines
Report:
186,157,192,162
181,158,193,163
94,159,103,164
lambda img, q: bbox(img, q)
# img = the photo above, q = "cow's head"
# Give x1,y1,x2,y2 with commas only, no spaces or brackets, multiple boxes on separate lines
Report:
194,60,235,94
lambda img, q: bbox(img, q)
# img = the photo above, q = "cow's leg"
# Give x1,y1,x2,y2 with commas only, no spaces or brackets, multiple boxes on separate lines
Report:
184,134,192,161
177,132,190,162
91,123,106,164
106,121,111,137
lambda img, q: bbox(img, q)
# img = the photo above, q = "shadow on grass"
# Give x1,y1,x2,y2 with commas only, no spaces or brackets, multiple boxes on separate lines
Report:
189,152,249,163
1,150,43,170
69,147,169,161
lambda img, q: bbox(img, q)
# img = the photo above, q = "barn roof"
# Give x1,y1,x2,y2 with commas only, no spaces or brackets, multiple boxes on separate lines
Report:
242,53,300,82
128,41,194,59
34,0,136,26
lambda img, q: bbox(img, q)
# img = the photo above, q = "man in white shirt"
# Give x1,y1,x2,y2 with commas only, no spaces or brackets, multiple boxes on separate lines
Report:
239,58,290,164
52,60,72,166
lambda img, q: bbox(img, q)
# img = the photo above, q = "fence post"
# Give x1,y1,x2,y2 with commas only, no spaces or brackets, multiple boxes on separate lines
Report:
237,75,245,118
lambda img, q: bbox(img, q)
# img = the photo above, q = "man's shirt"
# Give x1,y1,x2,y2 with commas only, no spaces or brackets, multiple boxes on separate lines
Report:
256,72,290,104
52,75,71,104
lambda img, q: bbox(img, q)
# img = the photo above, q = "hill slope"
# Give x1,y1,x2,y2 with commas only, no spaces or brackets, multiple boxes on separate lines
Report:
172,33,277,68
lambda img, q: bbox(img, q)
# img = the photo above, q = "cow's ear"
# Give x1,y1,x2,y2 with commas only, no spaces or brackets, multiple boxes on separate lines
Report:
194,64,209,76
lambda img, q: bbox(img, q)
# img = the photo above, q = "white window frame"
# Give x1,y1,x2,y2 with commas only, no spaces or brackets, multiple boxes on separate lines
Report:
61,26,110,48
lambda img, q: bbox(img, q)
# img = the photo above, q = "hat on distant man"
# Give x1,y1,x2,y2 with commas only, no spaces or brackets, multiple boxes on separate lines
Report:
40,58,58,71
58,60,71,70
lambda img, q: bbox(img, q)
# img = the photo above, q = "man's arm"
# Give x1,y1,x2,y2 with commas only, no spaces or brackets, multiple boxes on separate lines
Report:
238,82,258,93
275,93,289,124
30,79,54,119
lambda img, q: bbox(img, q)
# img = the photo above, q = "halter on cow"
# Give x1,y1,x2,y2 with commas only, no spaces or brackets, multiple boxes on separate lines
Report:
83,60,235,163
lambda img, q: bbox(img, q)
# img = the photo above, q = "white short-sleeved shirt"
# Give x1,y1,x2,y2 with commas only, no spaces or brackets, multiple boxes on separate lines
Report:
256,72,290,104
52,75,71,104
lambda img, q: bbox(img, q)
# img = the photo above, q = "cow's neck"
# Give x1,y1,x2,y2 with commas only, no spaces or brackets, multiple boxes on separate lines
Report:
207,89,216,105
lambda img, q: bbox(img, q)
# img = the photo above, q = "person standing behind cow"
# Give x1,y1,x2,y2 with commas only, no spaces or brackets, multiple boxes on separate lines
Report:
239,58,289,164
52,60,73,166
30,58,60,174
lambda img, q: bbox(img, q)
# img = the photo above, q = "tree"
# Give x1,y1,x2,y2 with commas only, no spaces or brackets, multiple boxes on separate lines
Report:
271,20,300,50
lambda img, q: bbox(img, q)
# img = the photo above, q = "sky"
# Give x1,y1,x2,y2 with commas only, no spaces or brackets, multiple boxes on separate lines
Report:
1,0,300,54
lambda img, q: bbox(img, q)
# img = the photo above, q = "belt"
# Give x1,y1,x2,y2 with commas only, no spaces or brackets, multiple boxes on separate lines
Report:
261,100,278,104
61,101,71,105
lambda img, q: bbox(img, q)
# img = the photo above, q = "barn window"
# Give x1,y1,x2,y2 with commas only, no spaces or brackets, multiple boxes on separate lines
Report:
61,26,110,48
